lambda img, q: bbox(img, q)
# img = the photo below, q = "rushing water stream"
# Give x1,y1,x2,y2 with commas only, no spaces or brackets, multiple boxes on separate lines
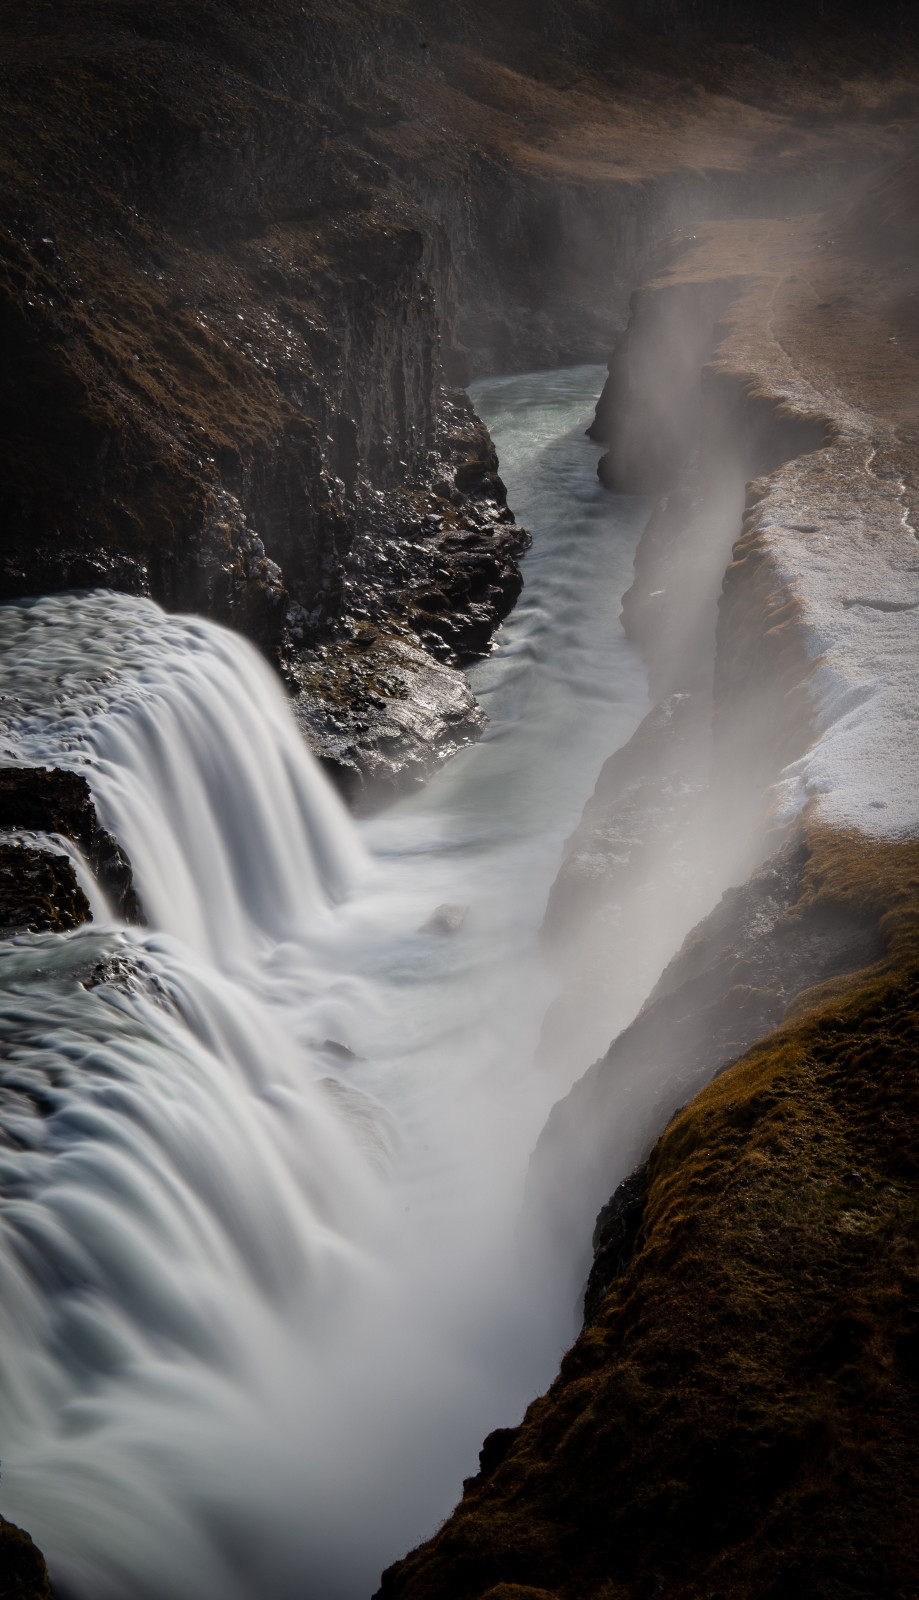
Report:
0,367,649,1599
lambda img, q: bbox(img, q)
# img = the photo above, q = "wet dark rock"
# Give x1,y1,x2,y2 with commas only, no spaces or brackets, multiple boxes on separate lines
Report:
316,1038,366,1064
534,831,886,1263
420,903,468,934
79,952,173,1007
283,386,528,796
0,767,142,922
0,1517,54,1599
0,842,90,934
583,1162,648,1324
293,630,487,809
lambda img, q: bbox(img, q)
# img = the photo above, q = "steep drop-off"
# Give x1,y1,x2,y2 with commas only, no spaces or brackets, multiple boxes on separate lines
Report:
377,131,919,1600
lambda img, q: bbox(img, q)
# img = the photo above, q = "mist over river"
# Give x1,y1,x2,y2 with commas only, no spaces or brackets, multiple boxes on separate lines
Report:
0,367,650,1599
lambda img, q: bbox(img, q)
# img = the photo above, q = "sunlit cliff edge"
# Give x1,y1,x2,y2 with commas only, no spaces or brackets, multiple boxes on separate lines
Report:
2,2,919,1596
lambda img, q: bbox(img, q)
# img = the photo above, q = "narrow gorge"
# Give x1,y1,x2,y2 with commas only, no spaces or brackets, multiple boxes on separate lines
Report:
0,4,917,1599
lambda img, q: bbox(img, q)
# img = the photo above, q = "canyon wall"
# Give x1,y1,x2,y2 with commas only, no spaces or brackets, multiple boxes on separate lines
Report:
1,0,912,815
1,2,919,1595
376,129,919,1600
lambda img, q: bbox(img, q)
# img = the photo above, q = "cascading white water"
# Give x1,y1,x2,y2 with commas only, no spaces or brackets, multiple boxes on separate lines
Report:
0,591,361,964
0,367,650,1600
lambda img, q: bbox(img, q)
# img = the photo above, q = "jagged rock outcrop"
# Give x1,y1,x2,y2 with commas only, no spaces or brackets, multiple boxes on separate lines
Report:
0,0,534,797
0,843,90,935
582,1160,648,1326
0,767,141,923
0,1519,54,1600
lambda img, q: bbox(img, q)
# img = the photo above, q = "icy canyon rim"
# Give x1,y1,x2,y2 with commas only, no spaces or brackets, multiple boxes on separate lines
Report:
1,3,919,1599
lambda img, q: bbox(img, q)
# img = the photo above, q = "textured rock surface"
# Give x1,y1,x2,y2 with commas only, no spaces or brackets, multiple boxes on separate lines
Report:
534,831,885,1267
582,1160,648,1327
0,1520,54,1600
294,629,487,805
0,843,90,935
0,766,141,922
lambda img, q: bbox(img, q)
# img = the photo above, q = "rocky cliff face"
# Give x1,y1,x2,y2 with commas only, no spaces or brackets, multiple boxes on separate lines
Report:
376,85,919,1600
0,0,533,802
378,833,919,1599
1,0,914,800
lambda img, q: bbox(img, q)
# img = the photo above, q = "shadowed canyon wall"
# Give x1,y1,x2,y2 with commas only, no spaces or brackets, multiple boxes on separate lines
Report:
377,106,919,1600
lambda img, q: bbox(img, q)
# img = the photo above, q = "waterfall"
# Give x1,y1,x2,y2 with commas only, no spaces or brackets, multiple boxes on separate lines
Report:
0,368,652,1600
0,591,362,964
0,593,397,1598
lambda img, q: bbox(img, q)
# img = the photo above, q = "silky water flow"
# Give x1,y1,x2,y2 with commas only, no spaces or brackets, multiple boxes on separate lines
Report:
0,368,651,1599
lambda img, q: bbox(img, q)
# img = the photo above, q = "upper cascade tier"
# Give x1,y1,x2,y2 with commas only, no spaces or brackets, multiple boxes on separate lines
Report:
0,591,365,965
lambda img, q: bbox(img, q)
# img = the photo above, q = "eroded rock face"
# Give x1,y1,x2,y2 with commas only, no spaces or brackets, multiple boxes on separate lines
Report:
375,839,919,1600
582,1160,648,1326
533,830,885,1275
377,65,919,1600
292,629,487,806
0,843,90,935
0,0,534,794
0,767,141,923
0,1519,54,1600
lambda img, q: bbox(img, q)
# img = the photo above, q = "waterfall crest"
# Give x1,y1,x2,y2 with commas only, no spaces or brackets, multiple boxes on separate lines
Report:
0,591,363,964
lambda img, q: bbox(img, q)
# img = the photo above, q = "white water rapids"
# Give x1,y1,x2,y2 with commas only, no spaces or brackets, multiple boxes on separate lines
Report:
0,368,650,1599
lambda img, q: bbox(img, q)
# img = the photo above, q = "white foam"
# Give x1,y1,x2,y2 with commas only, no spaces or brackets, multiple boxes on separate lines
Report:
0,368,656,1599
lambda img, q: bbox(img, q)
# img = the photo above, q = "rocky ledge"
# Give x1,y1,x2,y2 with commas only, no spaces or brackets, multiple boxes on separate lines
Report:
0,766,142,932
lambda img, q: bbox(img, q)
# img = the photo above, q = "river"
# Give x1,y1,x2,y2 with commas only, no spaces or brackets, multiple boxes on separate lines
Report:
0,366,650,1598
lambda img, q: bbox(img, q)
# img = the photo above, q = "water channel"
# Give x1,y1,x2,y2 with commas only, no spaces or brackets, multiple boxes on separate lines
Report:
0,366,651,1598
